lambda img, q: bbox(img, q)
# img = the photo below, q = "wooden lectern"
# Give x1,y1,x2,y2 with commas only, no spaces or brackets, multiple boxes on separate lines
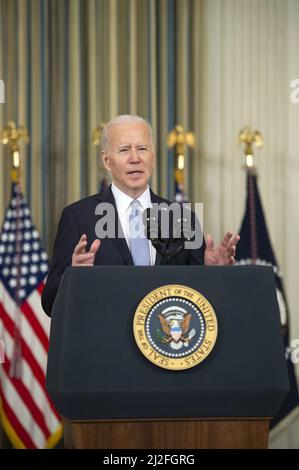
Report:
46,266,289,449
62,418,269,449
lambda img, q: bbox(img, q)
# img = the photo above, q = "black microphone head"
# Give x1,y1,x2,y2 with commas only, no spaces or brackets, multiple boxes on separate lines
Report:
144,207,160,240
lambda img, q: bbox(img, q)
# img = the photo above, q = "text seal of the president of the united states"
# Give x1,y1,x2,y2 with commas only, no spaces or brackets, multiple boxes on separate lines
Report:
133,284,218,370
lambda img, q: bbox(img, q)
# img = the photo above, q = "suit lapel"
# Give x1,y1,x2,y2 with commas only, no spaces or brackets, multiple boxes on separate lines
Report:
95,186,133,265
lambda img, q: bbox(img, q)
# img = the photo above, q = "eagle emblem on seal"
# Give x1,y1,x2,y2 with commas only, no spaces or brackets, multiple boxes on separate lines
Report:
157,306,196,350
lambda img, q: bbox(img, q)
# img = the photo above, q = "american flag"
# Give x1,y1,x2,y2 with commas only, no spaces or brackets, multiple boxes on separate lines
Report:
236,170,299,426
0,183,62,448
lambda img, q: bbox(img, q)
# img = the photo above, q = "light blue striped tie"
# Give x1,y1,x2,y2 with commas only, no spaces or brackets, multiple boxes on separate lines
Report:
129,200,151,266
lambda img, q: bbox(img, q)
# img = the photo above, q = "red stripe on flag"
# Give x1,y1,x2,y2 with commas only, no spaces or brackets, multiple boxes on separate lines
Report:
0,390,37,449
0,302,46,382
0,303,61,421
21,300,49,351
3,358,51,440
37,281,45,295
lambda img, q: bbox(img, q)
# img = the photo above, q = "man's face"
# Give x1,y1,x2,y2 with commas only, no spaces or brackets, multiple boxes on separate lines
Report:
102,122,155,198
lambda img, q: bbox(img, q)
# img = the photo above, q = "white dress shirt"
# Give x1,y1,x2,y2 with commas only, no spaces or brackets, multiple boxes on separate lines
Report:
111,183,156,265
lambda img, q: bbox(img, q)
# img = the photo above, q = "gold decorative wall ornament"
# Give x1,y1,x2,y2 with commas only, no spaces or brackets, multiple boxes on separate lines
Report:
167,125,195,169
92,123,106,147
1,121,29,182
167,125,195,201
238,127,263,170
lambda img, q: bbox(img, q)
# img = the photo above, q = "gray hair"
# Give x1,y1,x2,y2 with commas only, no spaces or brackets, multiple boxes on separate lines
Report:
101,114,154,151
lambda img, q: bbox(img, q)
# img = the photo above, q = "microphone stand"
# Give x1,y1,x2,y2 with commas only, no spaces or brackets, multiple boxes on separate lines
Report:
145,208,194,264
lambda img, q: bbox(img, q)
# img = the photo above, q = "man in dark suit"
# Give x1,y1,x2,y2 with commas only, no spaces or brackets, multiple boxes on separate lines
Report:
42,115,239,316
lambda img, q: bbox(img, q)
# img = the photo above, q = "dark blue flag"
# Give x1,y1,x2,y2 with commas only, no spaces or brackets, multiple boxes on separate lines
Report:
236,170,299,426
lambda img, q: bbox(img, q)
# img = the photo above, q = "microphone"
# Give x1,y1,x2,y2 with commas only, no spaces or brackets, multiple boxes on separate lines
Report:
144,207,161,242
144,206,191,262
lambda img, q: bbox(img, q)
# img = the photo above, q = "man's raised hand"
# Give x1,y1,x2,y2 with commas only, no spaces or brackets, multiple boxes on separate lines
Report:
204,231,240,266
72,234,101,266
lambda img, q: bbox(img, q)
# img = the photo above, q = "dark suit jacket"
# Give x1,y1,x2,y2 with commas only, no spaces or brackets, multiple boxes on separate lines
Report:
41,186,205,316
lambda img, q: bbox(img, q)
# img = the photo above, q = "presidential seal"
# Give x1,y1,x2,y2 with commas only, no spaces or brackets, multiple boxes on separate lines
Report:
133,284,218,370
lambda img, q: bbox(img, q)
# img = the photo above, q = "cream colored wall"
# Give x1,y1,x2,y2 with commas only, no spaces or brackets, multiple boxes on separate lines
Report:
286,0,299,378
194,0,299,379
